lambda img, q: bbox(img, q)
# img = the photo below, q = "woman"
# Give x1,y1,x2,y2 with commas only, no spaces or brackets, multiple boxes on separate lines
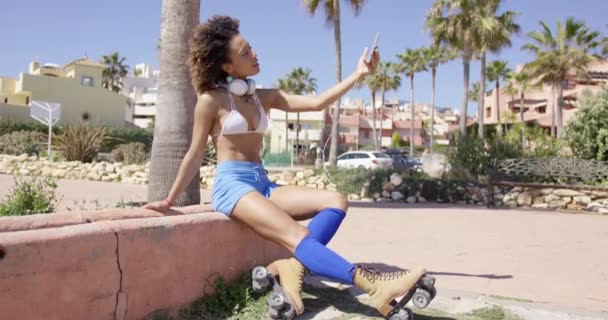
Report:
144,16,428,317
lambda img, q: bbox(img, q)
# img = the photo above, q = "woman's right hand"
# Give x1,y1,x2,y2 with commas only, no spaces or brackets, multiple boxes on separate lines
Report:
143,200,171,213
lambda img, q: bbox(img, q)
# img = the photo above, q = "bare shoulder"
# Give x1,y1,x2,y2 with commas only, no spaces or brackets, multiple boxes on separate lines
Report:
255,88,279,110
195,91,221,114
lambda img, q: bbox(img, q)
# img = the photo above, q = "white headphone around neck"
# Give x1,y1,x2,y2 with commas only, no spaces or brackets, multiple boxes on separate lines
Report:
227,77,256,96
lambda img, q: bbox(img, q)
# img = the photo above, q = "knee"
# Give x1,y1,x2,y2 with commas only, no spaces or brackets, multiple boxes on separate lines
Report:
327,191,348,212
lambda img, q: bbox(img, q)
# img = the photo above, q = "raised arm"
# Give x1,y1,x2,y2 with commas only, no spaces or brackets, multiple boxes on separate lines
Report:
269,47,379,113
144,94,218,212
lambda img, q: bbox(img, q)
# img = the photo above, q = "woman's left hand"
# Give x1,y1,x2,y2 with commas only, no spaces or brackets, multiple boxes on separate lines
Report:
356,47,380,78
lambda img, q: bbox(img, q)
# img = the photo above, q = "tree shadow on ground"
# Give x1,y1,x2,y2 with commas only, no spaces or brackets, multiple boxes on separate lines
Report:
300,282,457,320
355,262,513,280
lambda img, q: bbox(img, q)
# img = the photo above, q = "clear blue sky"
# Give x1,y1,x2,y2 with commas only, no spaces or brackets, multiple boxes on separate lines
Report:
1,0,607,112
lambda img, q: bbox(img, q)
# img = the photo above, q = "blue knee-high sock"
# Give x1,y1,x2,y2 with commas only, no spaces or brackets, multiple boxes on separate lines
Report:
307,208,345,245
294,235,356,284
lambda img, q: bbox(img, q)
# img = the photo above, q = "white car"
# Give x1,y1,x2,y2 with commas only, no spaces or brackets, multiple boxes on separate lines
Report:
336,151,393,170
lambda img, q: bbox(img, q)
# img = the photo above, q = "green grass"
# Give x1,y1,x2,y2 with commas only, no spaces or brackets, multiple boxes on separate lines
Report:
488,295,534,303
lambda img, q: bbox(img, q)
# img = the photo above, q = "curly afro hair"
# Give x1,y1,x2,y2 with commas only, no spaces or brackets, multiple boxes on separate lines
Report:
188,16,240,94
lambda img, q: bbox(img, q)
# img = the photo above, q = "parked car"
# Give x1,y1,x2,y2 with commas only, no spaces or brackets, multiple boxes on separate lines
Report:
383,148,423,172
336,151,393,170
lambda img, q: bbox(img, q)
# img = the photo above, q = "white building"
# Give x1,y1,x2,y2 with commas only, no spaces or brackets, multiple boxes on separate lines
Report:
122,63,159,129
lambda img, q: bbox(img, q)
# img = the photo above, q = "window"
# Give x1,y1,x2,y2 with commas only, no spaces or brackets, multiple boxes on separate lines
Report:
25,97,30,105
373,152,390,158
355,153,370,159
486,107,491,118
81,76,94,87
3,98,7,104
82,112,90,121
537,106,546,114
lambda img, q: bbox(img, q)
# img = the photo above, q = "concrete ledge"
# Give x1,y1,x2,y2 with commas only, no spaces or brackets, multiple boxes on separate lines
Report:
0,204,215,232
0,210,289,320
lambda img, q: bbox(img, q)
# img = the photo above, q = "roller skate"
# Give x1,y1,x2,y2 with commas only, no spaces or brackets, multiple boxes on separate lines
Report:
353,265,437,320
251,258,305,319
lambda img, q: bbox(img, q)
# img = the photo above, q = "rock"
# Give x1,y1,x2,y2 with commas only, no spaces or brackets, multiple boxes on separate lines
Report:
544,194,561,203
307,176,317,184
548,200,567,209
348,194,361,201
533,196,545,204
566,203,584,211
391,191,404,201
317,182,326,189
360,182,370,199
531,203,549,209
554,189,583,197
382,191,391,198
382,182,395,193
587,202,603,212
598,208,608,215
18,169,30,175
303,169,315,178
511,187,523,192
561,197,573,204
406,196,417,203
495,193,505,201
376,198,391,203
297,180,307,186
517,192,533,206
360,197,374,202
418,196,427,203
282,170,296,182
295,171,305,180
505,200,518,208
328,183,337,189
540,188,555,195
389,173,403,187
372,192,381,199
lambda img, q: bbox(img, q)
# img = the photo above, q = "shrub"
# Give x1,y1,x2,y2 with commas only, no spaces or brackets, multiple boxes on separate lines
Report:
0,130,45,155
102,127,153,153
563,86,608,160
0,176,57,216
448,135,522,178
54,125,111,162
0,118,59,136
111,142,148,164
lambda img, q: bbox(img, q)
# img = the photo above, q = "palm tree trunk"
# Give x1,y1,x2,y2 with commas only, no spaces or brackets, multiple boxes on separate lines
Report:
520,92,525,147
431,68,436,154
148,0,200,205
285,112,289,152
556,84,564,138
461,45,472,137
478,50,486,139
495,80,501,135
550,85,557,138
409,74,415,156
371,90,378,149
295,113,300,158
328,0,342,165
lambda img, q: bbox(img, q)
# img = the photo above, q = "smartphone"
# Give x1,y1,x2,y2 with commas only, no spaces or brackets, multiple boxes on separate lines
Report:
368,32,380,61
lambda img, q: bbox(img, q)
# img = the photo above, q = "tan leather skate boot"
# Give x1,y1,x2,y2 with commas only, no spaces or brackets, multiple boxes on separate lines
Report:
353,265,427,316
267,258,305,315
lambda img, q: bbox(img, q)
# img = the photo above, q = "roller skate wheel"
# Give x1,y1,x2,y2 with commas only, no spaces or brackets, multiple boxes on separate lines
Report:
268,292,286,310
412,288,432,309
268,307,281,319
388,307,413,320
282,304,296,320
252,266,269,281
421,275,435,288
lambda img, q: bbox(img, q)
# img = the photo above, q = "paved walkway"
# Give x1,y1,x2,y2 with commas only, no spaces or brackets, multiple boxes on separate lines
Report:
1,174,607,318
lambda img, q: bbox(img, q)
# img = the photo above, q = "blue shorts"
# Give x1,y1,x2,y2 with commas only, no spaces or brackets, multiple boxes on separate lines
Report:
211,161,281,216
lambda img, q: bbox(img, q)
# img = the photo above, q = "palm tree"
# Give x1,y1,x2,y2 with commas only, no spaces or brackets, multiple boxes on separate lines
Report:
302,0,367,165
147,0,200,205
469,81,481,103
277,78,297,152
101,52,129,93
395,48,427,156
472,1,520,139
425,0,519,138
287,67,318,157
486,60,511,135
523,18,603,138
363,69,382,149
364,62,401,149
505,70,535,147
422,45,455,153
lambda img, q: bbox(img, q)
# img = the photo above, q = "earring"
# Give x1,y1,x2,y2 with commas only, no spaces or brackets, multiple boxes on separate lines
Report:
226,75,233,83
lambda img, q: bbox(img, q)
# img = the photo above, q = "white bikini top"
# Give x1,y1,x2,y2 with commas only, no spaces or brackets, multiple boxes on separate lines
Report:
213,92,268,137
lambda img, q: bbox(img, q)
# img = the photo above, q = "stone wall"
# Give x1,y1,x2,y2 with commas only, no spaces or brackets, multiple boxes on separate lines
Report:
495,187,608,214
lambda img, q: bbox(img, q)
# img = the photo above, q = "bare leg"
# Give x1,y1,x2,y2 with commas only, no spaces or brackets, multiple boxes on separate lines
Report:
269,186,348,221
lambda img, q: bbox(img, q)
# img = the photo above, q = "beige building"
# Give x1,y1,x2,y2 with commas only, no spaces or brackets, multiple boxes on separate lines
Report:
0,57,132,127
483,59,608,130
